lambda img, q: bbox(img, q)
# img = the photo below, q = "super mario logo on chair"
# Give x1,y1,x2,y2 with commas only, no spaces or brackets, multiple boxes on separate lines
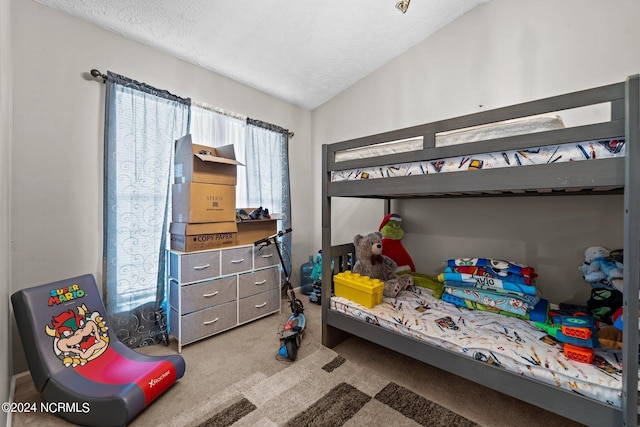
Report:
48,282,86,305
12,274,186,427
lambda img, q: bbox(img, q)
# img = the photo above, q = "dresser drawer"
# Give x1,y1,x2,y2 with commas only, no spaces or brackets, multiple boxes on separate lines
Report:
253,244,280,269
170,276,236,314
179,301,237,345
238,267,280,299
221,246,253,275
238,288,279,323
170,250,221,283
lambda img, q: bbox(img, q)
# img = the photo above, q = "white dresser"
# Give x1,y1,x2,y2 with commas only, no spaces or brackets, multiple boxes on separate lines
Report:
168,243,281,351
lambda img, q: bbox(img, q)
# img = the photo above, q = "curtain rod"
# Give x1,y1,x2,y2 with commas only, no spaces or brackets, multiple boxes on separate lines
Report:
90,69,107,82
193,101,247,121
90,68,294,139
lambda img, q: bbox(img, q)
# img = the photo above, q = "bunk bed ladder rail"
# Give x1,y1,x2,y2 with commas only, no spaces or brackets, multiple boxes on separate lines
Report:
622,73,640,427
320,143,357,346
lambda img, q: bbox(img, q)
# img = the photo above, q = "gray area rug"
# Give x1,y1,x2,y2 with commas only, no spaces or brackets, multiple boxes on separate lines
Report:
194,346,478,427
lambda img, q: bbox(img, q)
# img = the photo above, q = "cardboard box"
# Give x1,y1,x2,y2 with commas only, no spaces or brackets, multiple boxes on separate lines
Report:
170,222,238,252
174,134,242,185
172,183,236,223
236,219,278,245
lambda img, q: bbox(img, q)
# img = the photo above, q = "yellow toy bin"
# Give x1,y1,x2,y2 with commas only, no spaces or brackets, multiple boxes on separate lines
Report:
334,271,384,308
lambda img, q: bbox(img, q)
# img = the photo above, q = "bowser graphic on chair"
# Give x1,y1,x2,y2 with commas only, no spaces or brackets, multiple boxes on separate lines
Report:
45,304,110,368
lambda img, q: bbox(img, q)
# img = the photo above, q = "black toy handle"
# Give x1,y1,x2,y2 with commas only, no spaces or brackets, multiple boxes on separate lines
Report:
253,228,292,246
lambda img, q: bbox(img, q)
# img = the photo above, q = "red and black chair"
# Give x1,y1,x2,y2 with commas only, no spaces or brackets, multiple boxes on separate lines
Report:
11,274,186,426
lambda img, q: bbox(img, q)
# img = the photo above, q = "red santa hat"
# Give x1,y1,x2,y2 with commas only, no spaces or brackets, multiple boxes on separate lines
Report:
379,213,402,231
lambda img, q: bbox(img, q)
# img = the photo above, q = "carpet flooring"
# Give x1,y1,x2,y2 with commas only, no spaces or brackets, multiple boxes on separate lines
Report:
194,346,478,427
10,297,585,427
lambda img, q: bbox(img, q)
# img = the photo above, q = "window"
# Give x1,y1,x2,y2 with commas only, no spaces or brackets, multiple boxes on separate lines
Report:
190,104,291,223
103,74,290,348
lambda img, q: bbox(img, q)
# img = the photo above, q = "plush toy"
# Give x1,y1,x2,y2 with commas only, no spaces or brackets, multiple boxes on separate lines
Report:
598,325,623,349
309,251,323,285
379,213,415,272
579,246,609,283
352,232,413,297
579,246,624,292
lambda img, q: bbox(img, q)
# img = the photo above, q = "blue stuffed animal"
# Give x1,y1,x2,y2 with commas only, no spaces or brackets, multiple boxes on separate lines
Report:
580,246,623,291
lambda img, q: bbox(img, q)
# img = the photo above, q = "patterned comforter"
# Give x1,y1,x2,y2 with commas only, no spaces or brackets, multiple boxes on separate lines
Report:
331,285,635,408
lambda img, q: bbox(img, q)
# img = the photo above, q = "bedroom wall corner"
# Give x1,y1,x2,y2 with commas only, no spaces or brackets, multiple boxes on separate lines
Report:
1,0,13,422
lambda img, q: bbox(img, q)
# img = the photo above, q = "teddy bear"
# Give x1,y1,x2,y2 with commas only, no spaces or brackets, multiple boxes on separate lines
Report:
352,231,413,297
579,246,624,292
379,213,415,272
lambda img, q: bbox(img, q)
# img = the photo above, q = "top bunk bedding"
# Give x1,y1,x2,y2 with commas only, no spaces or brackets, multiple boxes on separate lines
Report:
331,136,625,181
324,81,628,198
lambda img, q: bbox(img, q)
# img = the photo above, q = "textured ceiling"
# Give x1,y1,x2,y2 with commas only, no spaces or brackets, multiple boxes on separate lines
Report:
34,0,489,110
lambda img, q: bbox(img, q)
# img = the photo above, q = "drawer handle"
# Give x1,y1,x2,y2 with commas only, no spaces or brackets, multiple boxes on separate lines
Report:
254,280,267,286
230,259,245,264
193,264,210,270
203,291,219,298
203,318,219,325
255,302,267,308
261,254,273,259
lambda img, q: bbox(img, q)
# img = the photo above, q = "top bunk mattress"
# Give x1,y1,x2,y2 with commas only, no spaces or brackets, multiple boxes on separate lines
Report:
330,137,625,182
334,114,566,162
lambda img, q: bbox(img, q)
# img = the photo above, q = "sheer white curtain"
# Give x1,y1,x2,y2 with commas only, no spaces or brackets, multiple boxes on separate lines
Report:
245,121,288,216
104,71,190,347
246,118,292,271
190,104,249,208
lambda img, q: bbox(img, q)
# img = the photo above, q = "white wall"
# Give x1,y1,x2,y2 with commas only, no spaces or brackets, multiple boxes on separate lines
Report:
9,0,640,379
10,0,313,373
311,0,640,304
1,0,12,421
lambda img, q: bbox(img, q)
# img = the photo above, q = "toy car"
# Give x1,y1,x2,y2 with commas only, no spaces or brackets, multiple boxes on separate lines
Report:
308,281,322,304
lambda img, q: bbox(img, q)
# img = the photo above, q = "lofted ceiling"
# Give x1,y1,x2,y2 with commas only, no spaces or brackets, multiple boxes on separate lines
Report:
34,0,489,110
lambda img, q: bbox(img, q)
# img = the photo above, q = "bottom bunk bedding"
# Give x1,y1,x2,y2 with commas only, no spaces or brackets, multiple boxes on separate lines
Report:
330,285,638,409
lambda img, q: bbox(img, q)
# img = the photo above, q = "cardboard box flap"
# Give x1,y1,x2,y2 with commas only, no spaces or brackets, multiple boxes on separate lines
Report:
193,153,238,165
174,134,242,185
170,221,238,236
191,143,244,166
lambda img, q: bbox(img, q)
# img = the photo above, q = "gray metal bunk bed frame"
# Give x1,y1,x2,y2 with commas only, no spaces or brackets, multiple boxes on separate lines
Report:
321,75,639,427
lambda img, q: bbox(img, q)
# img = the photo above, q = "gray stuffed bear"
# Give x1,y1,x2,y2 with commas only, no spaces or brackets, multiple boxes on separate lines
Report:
352,231,413,297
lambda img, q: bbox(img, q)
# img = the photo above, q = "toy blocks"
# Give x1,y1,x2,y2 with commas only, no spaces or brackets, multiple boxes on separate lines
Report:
563,344,595,364
535,315,598,364
334,271,384,308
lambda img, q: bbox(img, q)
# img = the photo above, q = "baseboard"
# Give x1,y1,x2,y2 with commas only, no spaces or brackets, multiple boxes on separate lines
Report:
5,374,16,427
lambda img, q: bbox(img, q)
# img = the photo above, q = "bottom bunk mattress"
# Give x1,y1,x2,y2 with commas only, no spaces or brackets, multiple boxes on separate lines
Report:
330,286,637,408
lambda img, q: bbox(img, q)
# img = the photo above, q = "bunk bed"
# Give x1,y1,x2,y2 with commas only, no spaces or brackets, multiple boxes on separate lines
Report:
321,75,639,427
